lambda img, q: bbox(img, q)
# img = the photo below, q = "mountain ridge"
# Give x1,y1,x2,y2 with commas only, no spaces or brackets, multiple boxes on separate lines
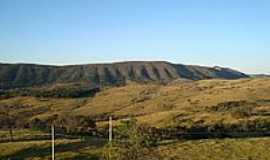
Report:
0,61,248,90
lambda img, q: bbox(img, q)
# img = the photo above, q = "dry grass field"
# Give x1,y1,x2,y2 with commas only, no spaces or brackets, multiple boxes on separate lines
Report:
1,78,270,129
1,78,270,159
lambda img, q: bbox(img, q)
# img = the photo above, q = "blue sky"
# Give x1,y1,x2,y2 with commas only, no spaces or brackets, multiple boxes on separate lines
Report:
0,0,269,74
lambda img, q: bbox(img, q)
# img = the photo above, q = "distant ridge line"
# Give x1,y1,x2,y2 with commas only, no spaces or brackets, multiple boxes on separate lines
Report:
0,61,249,90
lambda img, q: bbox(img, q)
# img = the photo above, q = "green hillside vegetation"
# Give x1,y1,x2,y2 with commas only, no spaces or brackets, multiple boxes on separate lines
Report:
0,82,100,98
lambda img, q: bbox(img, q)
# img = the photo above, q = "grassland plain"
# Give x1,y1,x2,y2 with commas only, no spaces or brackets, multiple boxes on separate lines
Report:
1,78,270,159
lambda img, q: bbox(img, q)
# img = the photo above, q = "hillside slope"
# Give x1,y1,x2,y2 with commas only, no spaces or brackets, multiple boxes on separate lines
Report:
0,61,248,89
1,78,270,131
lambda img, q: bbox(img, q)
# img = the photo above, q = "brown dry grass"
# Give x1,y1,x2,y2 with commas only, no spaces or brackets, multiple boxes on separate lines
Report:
1,78,270,129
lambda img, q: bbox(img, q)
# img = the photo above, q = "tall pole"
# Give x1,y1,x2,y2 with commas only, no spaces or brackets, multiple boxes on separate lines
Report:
51,124,55,160
108,116,112,160
109,116,112,142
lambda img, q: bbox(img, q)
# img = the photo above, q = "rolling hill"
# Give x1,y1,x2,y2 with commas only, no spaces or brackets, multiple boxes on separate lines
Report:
1,77,270,134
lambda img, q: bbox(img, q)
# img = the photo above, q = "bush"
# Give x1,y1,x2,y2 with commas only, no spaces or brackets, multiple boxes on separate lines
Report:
102,118,162,160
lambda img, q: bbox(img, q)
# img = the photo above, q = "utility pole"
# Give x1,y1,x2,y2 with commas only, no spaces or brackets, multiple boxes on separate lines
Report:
51,124,55,160
109,116,112,142
108,116,113,160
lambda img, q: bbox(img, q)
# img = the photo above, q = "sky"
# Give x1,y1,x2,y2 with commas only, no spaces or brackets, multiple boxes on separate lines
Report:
0,0,269,74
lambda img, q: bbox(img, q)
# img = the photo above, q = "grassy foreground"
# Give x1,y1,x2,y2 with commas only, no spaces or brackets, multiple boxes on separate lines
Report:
0,139,104,160
159,138,270,160
1,137,270,160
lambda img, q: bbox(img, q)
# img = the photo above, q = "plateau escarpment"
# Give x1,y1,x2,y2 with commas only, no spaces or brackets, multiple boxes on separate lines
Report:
0,61,248,90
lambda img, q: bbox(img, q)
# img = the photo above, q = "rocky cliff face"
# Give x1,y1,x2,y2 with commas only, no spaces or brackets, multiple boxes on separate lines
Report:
0,61,248,89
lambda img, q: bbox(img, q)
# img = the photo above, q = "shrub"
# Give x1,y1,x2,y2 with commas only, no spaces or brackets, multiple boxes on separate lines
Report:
102,118,162,160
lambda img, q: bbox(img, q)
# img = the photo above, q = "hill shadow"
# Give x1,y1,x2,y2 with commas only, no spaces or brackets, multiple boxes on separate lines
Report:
2,140,105,160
